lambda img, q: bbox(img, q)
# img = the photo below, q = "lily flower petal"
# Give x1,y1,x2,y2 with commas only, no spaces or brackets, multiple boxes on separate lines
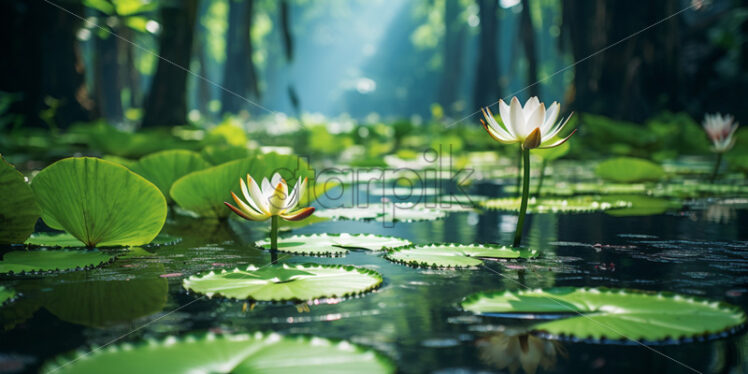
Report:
280,207,316,221
267,182,287,215
224,201,269,221
538,128,577,149
509,97,526,138
523,128,542,149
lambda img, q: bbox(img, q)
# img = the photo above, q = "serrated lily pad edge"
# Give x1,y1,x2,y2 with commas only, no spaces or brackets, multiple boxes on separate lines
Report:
461,287,748,345
385,243,539,269
254,233,412,257
24,233,182,249
42,331,396,374
182,263,385,303
0,249,117,276
480,198,631,213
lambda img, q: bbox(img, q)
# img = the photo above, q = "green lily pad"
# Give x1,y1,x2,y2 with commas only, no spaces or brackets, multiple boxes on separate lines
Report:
170,153,320,218
25,232,181,248
43,332,395,374
183,263,383,302
461,287,746,343
0,249,115,275
385,244,538,268
503,182,649,196
604,195,682,217
0,156,40,244
200,144,253,165
367,186,441,196
0,286,16,306
131,150,211,203
315,203,447,222
596,157,665,183
31,157,167,247
481,197,630,213
255,233,412,256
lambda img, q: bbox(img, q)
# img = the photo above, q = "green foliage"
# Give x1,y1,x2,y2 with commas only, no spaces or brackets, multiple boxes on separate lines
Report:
386,244,537,268
0,286,15,306
31,157,167,247
462,287,746,342
69,122,200,158
183,263,383,302
44,332,395,374
595,157,665,183
254,233,411,256
131,150,211,203
0,156,40,244
0,249,115,275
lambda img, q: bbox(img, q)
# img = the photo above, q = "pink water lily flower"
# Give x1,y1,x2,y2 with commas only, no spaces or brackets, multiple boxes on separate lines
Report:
703,113,739,153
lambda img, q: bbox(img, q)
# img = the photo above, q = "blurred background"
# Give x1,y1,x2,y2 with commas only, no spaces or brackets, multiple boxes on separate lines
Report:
0,0,745,130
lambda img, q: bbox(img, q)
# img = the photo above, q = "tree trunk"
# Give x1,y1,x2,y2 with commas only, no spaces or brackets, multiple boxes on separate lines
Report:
519,0,538,97
473,0,500,109
94,25,123,123
120,27,141,110
438,0,466,116
221,0,260,115
141,0,198,127
0,0,95,129
280,0,301,118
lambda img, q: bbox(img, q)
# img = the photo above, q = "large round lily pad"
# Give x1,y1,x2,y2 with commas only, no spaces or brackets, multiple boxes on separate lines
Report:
461,287,746,343
0,156,40,244
255,233,411,256
481,197,630,213
386,244,538,268
596,157,664,183
43,332,395,374
0,250,115,275
30,157,167,247
25,232,181,248
131,150,211,203
183,263,383,302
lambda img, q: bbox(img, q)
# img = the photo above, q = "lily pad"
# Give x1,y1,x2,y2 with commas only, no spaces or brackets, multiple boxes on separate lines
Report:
31,157,167,247
255,233,412,256
0,250,115,275
200,144,253,165
481,197,630,213
596,157,664,183
604,195,682,217
131,150,211,203
183,263,383,302
386,244,538,268
461,287,746,343
25,232,181,248
43,332,395,374
0,156,40,244
315,203,446,222
0,286,15,306
170,153,320,218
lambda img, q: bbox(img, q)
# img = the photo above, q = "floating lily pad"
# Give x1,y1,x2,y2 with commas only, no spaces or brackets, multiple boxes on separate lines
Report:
386,244,538,268
43,332,394,374
0,156,40,244
0,250,115,275
183,263,383,302
315,206,383,220
316,203,446,222
31,157,167,247
596,157,664,183
604,195,682,217
0,286,15,306
25,232,181,248
367,186,441,196
170,154,321,218
131,150,211,203
503,182,649,196
461,287,746,343
200,144,253,165
255,233,411,256
481,197,630,213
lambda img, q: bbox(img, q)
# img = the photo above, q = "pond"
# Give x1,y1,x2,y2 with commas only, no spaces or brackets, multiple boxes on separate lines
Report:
1,176,746,373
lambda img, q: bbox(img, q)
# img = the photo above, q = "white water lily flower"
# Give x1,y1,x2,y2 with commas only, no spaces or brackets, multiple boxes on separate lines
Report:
481,96,576,150
224,173,314,221
703,113,739,153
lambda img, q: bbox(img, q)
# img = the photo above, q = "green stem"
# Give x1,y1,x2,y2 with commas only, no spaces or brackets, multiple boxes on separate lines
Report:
513,148,531,248
515,144,522,194
270,215,279,263
710,153,723,183
535,159,547,197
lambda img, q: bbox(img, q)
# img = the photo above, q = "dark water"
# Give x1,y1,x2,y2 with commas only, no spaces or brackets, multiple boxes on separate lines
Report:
1,182,747,374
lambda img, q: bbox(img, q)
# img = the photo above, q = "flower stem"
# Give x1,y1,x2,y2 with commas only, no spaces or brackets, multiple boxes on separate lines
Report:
515,144,523,193
513,148,531,248
270,215,279,263
710,153,723,183
535,159,547,197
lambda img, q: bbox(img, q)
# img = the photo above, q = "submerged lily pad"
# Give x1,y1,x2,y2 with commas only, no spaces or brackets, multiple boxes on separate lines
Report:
386,244,538,268
596,157,665,183
31,157,167,247
131,150,211,203
25,232,181,248
461,287,746,343
43,332,395,374
0,156,40,244
481,197,630,213
0,250,115,275
183,263,383,302
255,233,411,256
0,286,15,306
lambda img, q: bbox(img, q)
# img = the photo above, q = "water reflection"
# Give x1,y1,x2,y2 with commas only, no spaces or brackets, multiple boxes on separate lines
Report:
477,329,566,374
